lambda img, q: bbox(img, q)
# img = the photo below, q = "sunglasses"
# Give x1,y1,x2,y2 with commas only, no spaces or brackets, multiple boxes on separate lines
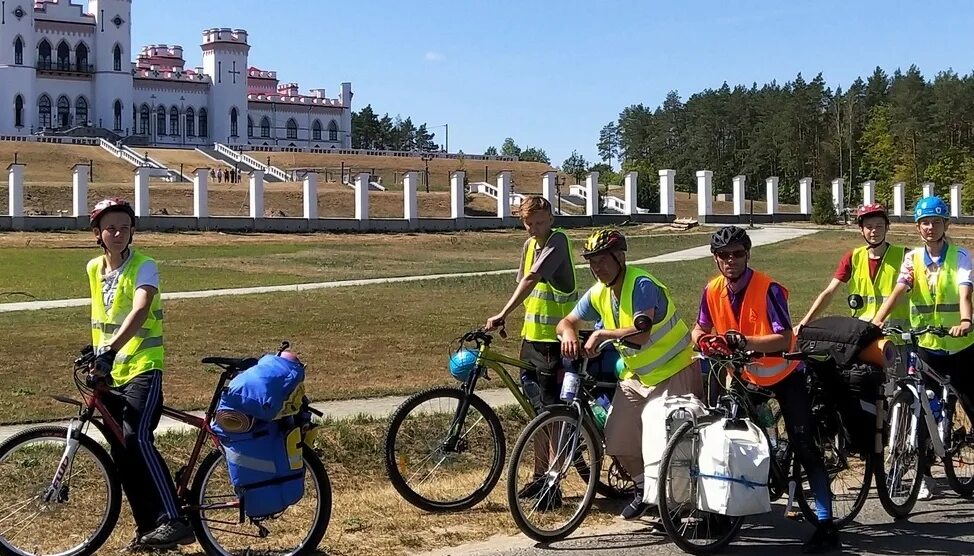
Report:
715,249,748,261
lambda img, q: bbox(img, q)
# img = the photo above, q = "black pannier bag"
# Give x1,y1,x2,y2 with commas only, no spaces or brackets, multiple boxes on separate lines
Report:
797,316,884,367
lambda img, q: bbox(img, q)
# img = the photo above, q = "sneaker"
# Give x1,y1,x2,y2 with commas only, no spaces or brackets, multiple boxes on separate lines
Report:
140,519,195,549
802,520,841,554
121,532,150,553
620,491,651,520
517,474,546,499
917,476,936,501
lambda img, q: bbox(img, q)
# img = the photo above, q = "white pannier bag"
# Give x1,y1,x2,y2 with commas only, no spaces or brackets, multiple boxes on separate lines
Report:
695,418,771,516
643,394,708,505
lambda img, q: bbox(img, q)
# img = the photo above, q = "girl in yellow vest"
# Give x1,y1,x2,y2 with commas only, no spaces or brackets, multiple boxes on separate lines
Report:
87,198,193,550
871,196,974,501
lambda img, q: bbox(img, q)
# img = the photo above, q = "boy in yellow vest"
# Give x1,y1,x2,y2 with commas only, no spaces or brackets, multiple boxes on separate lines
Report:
87,198,193,550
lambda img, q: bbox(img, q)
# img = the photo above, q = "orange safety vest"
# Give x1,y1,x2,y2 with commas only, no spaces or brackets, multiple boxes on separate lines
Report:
705,270,798,387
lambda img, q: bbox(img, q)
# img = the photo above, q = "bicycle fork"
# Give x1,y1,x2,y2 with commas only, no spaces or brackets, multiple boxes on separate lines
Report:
43,420,84,504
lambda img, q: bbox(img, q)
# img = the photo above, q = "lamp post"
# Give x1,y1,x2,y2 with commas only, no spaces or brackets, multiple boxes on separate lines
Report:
421,151,434,193
429,123,448,153
555,175,564,214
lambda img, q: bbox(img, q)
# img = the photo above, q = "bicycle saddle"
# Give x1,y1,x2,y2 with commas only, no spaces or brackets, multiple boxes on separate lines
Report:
201,356,259,372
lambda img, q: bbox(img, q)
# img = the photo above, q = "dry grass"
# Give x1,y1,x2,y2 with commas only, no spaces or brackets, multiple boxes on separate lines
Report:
0,141,136,184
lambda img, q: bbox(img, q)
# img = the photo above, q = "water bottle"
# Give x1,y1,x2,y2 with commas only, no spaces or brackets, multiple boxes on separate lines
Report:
560,371,580,402
926,390,944,423
520,373,543,412
590,394,611,430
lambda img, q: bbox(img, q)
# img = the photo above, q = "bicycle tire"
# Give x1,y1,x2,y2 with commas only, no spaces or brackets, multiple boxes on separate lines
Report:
874,389,926,519
794,446,873,527
658,420,744,555
384,387,505,512
943,397,974,498
190,447,331,555
0,425,122,556
595,456,635,499
506,407,601,543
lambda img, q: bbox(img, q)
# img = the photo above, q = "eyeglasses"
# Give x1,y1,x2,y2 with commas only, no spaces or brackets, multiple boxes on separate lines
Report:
715,249,748,261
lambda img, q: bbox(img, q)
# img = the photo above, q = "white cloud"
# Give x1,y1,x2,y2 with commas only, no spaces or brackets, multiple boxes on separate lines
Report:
424,51,445,62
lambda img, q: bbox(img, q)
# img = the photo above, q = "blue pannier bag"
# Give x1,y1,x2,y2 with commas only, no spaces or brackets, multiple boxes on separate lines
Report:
220,353,306,422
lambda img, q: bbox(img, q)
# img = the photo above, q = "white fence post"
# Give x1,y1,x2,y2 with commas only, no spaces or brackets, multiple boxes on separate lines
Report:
7,163,24,217
585,172,599,216
732,175,746,216
249,170,264,218
193,167,209,218
303,172,318,220
659,169,675,215
497,171,512,218
354,172,370,221
892,182,905,217
624,172,638,215
451,171,465,220
134,167,151,217
831,178,845,213
922,182,935,198
542,171,558,210
862,180,876,206
765,176,779,215
72,164,89,218
403,171,418,221
799,178,812,214
696,170,712,218
950,183,962,218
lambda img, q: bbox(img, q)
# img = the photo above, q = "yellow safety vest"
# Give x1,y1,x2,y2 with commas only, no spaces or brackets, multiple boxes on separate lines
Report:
590,266,693,387
909,245,974,353
87,250,165,386
521,229,578,342
850,244,909,344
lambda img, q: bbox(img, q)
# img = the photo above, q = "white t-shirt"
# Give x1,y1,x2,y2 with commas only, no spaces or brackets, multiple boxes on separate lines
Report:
897,244,973,297
101,255,159,309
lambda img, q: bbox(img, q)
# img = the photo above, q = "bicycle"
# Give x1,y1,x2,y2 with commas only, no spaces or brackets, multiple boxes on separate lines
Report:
874,324,974,519
384,325,634,513
656,346,875,555
0,344,332,556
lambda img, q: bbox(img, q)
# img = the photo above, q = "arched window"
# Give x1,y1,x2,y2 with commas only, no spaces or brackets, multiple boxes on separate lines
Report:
198,108,208,137
75,43,89,72
286,118,298,140
113,100,122,131
113,44,122,72
185,107,195,137
155,106,166,136
56,95,70,127
312,119,322,141
38,95,51,128
14,37,23,65
260,116,270,138
247,116,253,137
37,40,51,68
170,106,179,135
14,95,24,127
75,96,88,126
230,107,238,137
139,104,149,135
56,41,70,70
328,120,338,142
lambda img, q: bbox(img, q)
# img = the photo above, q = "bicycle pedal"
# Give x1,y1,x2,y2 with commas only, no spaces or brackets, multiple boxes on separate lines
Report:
785,511,803,521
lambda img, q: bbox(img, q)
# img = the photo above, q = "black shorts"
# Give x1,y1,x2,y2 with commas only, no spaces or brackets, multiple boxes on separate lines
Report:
520,340,564,407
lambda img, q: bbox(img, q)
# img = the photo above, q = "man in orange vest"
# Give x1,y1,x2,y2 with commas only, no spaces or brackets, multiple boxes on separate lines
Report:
691,226,839,554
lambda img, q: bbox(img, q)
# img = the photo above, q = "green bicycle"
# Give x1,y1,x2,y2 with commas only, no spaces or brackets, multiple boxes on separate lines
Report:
383,326,633,512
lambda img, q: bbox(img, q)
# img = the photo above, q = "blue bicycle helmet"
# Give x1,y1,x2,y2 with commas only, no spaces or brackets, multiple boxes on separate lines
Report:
449,348,479,382
914,196,949,222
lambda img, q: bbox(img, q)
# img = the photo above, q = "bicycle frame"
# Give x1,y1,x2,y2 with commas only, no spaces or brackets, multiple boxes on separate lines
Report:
475,344,538,417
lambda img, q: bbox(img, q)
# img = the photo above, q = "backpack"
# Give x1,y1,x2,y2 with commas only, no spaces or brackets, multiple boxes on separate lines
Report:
806,359,885,455
797,316,884,367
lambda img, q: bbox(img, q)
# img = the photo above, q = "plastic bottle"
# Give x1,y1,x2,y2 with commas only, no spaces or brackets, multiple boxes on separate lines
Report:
560,371,580,402
926,390,944,423
520,373,543,412
590,394,611,429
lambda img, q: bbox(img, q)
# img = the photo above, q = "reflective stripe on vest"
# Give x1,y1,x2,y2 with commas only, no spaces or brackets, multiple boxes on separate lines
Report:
521,229,578,342
88,250,165,386
590,267,694,387
908,246,974,353
850,244,908,344
704,270,798,386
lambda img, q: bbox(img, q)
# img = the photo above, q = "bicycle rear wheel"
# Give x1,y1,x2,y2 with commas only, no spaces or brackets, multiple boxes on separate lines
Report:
658,420,743,555
384,387,506,511
943,397,974,498
0,425,121,556
190,447,331,555
874,389,925,519
794,434,873,527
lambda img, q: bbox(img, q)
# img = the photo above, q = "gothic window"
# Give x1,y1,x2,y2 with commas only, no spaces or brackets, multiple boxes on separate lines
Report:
286,118,297,140
247,116,253,137
75,96,88,126
139,104,149,135
230,107,238,137
75,43,89,72
14,37,23,65
156,106,166,135
14,95,24,127
113,100,122,131
37,40,51,68
260,116,270,138
38,95,51,128
56,95,70,127
312,119,322,141
328,120,338,142
113,44,122,71
198,108,208,137
56,41,69,71
185,107,195,136
170,106,179,135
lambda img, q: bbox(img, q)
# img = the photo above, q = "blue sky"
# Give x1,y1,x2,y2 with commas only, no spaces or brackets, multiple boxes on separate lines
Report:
121,0,974,166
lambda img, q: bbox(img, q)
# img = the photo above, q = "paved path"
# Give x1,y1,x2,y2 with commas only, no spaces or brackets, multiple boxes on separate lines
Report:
0,226,817,313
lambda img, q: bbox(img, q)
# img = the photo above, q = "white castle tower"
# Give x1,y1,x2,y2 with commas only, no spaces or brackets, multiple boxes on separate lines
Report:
0,2,37,133
201,28,249,145
90,0,134,133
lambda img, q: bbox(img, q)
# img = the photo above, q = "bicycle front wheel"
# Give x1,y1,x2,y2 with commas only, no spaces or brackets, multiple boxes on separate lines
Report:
0,425,121,556
190,447,331,556
874,389,925,519
506,407,600,543
384,387,506,512
943,397,974,497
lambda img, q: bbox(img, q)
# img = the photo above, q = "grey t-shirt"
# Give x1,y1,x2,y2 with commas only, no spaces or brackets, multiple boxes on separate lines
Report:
516,231,575,293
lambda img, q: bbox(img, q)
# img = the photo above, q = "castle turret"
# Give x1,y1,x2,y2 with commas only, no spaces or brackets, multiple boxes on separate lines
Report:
90,0,134,133
201,28,249,144
0,3,36,132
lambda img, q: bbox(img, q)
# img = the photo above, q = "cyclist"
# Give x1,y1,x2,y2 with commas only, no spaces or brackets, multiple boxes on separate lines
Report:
87,198,193,550
557,229,702,521
691,226,839,554
871,195,974,500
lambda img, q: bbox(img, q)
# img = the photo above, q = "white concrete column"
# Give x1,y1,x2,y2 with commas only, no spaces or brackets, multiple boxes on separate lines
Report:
72,164,89,218
403,171,418,221
542,171,557,208
303,172,318,220
134,167,151,217
950,183,962,218
659,169,676,215
354,172,370,221
732,175,746,216
765,176,779,215
451,171,465,219
831,178,845,213
696,170,713,218
799,178,813,214
922,182,935,198
892,182,905,217
7,164,24,217
193,167,209,218
861,180,876,206
497,171,512,218
624,172,638,215
249,170,264,218
585,171,599,216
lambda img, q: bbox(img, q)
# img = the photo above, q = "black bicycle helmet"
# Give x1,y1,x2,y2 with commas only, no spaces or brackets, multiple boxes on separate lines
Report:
710,226,752,253
582,229,628,259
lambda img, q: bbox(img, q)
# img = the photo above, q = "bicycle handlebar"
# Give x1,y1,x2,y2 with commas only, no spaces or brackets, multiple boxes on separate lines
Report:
882,325,951,339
